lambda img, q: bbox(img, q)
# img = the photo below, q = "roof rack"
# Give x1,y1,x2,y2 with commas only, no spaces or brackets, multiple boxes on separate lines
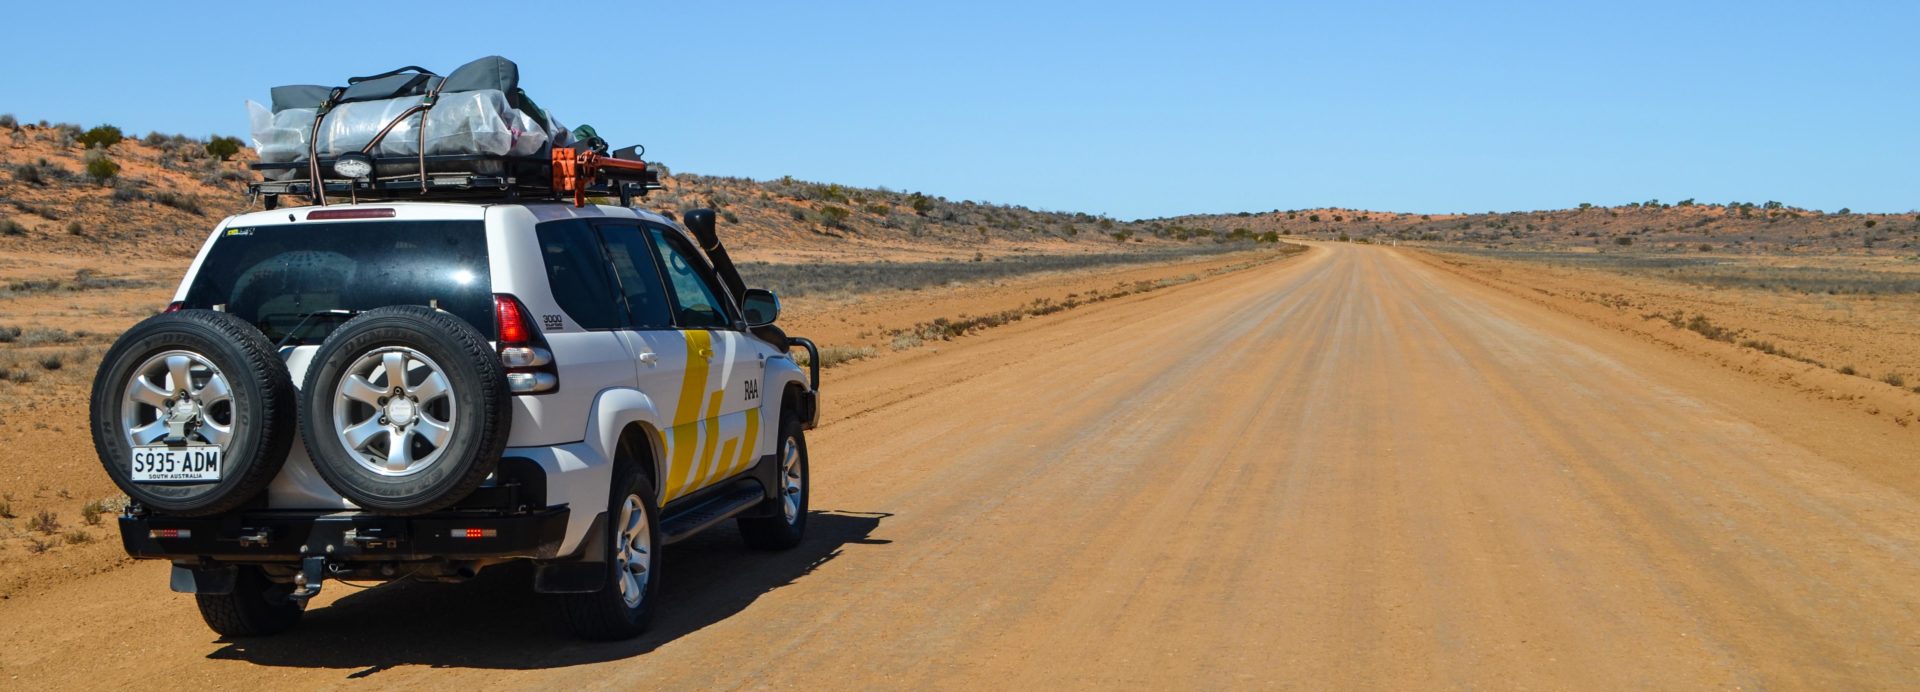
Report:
249,147,662,210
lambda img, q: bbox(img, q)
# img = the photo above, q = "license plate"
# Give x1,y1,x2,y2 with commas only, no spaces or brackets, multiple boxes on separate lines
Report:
130,446,222,482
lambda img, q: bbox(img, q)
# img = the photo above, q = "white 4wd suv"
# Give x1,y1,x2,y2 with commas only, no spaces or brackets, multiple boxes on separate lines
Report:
90,201,820,640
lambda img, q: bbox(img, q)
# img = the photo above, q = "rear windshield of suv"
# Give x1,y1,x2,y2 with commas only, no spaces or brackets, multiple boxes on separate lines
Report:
182,220,493,345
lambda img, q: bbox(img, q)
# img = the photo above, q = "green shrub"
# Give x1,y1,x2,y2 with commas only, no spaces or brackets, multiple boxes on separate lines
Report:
204,135,243,161
85,154,120,183
0,113,16,130
1,217,26,236
77,124,124,149
1614,236,1633,246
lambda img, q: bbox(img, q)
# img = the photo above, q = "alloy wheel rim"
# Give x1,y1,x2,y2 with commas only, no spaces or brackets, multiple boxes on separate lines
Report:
331,347,457,477
781,436,804,524
121,350,233,450
616,493,652,608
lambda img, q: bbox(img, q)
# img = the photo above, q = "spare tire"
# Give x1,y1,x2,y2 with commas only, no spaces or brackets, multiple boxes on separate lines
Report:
299,306,510,515
90,310,297,516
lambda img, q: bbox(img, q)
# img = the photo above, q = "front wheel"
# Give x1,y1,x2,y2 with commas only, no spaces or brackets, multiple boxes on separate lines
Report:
557,463,661,641
738,414,808,550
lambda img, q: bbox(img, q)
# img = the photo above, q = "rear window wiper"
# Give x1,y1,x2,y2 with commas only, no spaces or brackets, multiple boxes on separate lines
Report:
272,309,359,350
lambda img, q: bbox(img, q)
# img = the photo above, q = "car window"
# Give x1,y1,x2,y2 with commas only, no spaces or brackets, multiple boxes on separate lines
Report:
597,224,674,329
534,219,624,330
646,227,733,330
183,220,491,344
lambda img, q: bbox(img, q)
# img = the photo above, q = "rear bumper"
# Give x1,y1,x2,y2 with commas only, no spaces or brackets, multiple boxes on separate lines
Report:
119,506,570,563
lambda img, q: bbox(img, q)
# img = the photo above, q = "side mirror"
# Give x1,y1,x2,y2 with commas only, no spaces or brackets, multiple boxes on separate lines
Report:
742,288,781,327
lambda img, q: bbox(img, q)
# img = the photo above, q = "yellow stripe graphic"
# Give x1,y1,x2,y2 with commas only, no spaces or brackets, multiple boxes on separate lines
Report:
734,407,761,476
665,331,712,501
695,389,726,487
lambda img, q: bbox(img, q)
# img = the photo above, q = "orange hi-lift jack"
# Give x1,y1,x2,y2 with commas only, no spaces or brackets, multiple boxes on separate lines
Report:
550,147,652,207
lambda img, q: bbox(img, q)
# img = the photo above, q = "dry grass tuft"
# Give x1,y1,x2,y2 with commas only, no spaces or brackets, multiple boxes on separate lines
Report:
27,509,59,535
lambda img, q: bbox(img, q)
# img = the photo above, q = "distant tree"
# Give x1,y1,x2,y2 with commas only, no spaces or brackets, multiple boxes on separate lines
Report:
77,124,124,149
1578,202,1593,211
818,205,851,229
204,136,243,161
1837,207,1851,215
1677,198,1695,207
908,192,934,215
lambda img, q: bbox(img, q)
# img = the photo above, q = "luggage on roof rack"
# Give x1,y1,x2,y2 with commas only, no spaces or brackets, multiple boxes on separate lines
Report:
244,56,658,208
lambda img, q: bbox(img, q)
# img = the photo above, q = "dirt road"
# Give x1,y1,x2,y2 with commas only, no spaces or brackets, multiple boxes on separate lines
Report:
4,243,1917,689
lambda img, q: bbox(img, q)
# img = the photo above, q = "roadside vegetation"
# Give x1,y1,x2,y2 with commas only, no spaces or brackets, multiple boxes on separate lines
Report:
1440,249,1920,295
736,245,1268,297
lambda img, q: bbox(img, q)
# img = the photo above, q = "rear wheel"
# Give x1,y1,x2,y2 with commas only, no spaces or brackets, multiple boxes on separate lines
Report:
195,566,304,637
557,463,661,641
738,413,808,550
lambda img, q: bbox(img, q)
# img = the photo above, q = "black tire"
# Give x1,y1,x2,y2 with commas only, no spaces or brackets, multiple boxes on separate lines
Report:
558,461,661,641
89,310,296,516
195,566,305,637
739,413,808,550
299,306,509,515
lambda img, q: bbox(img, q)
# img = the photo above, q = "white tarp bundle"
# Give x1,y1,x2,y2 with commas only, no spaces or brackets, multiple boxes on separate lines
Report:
248,89,567,179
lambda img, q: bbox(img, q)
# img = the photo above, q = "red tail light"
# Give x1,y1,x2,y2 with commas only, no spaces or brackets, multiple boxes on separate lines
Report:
495,294,530,344
493,294,557,394
163,301,184,313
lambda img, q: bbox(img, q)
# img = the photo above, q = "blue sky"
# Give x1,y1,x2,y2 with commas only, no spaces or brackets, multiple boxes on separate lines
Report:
2,1,1913,218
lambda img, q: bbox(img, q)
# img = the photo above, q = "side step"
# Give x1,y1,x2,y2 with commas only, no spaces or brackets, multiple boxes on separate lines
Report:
659,479,766,545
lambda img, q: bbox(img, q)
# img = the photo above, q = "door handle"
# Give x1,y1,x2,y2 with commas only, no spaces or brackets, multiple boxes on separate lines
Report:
638,351,658,366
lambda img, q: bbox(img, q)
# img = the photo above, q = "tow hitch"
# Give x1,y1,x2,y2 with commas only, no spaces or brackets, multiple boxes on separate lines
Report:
290,556,326,603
